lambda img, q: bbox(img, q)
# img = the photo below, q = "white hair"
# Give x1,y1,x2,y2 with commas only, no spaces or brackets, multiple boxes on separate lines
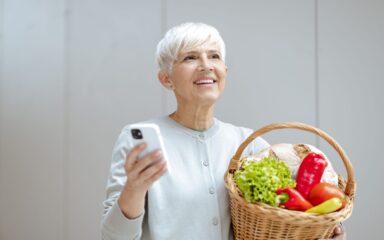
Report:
156,22,226,74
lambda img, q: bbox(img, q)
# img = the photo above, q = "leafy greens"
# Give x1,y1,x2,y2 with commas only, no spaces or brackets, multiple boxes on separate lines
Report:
234,157,296,206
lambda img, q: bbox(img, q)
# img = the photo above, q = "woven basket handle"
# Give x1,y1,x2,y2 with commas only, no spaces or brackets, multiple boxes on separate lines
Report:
229,122,356,198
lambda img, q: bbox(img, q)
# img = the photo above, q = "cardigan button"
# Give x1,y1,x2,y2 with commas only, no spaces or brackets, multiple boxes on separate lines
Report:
212,217,219,226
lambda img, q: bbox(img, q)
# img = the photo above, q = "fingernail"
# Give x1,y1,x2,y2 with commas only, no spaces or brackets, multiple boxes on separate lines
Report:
162,163,167,170
154,150,162,157
159,160,167,169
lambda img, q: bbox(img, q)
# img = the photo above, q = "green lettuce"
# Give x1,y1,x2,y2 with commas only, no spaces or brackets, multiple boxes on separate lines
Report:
234,157,296,206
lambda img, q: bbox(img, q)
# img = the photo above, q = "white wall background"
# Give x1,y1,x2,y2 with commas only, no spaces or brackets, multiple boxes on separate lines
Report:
0,0,383,239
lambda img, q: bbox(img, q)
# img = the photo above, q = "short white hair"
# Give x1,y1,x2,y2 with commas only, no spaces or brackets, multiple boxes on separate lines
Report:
156,22,226,74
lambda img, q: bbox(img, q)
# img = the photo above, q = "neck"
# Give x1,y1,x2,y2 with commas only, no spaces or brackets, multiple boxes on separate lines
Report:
169,104,215,131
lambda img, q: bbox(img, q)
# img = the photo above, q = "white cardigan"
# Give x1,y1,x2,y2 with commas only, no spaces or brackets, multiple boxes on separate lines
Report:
101,116,269,240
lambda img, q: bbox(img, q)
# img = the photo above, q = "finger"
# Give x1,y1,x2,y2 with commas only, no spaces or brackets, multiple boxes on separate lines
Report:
149,163,168,182
125,143,147,171
329,226,345,240
319,225,345,240
140,160,167,183
334,226,342,235
131,150,163,175
126,159,165,190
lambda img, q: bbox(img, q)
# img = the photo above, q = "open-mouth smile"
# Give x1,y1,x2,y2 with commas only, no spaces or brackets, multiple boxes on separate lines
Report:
193,79,217,85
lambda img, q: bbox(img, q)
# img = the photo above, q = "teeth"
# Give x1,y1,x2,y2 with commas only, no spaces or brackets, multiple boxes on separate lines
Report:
194,79,215,84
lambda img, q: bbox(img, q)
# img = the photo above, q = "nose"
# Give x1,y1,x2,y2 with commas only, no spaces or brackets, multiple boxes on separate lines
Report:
198,56,213,72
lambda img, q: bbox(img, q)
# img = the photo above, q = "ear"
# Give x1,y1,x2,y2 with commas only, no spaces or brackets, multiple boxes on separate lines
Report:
158,71,174,90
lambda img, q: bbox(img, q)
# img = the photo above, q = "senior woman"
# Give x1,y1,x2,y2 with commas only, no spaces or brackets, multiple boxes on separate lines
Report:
101,22,345,240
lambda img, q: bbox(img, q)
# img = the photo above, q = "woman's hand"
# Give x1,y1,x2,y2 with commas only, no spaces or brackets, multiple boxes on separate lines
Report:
117,143,167,219
321,225,346,240
124,143,167,192
331,226,346,240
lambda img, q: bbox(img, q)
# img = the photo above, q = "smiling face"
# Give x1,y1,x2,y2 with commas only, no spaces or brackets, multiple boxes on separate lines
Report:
159,41,228,107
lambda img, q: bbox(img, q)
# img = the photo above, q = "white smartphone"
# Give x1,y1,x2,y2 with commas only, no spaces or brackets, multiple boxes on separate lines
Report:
128,123,169,171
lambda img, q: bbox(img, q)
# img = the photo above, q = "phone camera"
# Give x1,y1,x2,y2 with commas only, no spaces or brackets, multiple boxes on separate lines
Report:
131,129,143,139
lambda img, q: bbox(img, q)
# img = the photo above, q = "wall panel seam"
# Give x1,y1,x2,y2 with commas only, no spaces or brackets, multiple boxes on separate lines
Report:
62,0,70,239
0,0,4,235
315,0,320,147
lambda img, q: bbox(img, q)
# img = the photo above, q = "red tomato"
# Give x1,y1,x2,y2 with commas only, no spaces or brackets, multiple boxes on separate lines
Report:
308,182,346,207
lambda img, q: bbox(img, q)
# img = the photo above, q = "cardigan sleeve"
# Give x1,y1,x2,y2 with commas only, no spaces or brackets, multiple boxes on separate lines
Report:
242,127,270,155
101,128,144,240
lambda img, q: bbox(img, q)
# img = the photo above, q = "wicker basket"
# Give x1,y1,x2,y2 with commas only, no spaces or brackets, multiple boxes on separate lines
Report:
224,122,356,240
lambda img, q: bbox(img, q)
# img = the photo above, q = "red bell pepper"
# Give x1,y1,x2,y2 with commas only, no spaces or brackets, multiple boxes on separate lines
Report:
296,152,328,199
276,188,313,211
308,182,347,207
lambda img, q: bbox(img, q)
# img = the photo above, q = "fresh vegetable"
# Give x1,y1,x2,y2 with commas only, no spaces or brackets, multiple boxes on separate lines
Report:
295,152,328,199
276,188,313,211
306,197,343,214
235,157,296,206
308,182,347,207
245,143,339,186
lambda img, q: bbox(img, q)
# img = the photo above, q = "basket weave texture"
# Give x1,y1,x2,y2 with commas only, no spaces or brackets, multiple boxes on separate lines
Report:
224,122,356,240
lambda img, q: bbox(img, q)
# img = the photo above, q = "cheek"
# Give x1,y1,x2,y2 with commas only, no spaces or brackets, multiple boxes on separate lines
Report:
219,70,227,90
216,63,227,78
220,79,226,90
217,68,227,83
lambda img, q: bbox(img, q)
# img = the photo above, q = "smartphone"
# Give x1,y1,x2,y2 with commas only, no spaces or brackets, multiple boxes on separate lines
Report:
128,123,169,171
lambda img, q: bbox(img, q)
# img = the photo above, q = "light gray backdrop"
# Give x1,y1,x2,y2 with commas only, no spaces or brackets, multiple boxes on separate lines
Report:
0,0,383,239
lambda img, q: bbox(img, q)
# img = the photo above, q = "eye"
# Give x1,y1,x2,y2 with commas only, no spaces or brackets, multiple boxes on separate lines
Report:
183,55,197,61
211,53,221,59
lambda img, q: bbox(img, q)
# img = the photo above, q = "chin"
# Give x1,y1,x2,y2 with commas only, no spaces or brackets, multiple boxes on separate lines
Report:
196,94,221,105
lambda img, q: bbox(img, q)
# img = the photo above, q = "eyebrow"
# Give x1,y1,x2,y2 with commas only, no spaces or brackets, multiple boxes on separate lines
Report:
181,50,221,55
